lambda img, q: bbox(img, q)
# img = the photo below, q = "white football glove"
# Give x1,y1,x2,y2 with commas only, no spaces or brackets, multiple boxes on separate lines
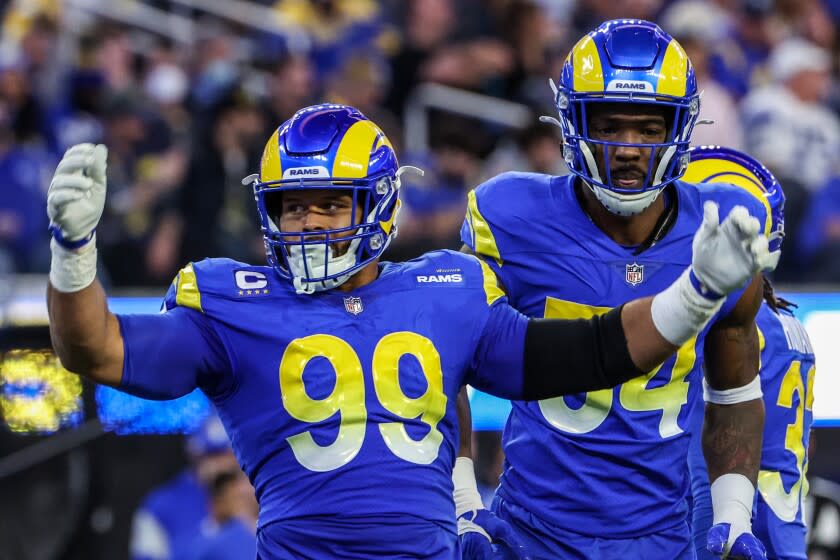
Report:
691,202,773,297
47,143,108,246
652,202,771,346
47,143,107,292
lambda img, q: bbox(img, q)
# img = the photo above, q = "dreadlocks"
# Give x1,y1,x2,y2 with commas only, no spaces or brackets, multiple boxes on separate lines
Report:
762,275,796,313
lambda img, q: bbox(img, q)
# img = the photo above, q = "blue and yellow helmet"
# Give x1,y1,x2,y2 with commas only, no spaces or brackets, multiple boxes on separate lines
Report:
553,19,701,215
684,145,785,256
247,104,411,294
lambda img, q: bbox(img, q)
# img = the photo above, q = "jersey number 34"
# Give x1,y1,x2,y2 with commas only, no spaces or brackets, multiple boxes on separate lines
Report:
538,297,695,438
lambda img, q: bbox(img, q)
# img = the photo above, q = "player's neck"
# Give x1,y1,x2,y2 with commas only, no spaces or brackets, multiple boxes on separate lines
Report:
336,260,380,292
577,182,667,247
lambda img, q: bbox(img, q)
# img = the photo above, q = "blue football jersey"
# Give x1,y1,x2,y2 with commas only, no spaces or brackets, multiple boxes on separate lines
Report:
461,172,769,539
755,303,816,559
689,302,816,560
116,250,530,559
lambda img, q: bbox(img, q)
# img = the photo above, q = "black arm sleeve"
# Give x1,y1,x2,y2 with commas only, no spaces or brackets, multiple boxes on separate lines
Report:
521,305,645,400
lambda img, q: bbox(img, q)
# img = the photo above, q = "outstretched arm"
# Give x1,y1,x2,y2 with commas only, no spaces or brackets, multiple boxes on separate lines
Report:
471,202,774,401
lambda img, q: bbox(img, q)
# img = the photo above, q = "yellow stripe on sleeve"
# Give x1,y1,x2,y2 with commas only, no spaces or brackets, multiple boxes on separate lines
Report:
175,263,203,312
466,190,502,266
477,258,505,306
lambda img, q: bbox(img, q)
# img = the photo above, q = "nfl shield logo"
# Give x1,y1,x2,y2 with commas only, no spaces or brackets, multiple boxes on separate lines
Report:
343,296,364,315
625,263,644,286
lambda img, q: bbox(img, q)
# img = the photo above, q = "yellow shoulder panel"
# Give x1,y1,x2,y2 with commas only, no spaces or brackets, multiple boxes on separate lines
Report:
175,263,203,312
476,258,505,307
466,190,502,266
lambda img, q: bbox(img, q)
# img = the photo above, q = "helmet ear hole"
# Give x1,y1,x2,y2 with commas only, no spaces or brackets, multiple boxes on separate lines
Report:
264,191,284,228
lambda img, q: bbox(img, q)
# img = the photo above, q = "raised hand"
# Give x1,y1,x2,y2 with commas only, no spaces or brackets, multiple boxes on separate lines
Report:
47,143,108,248
690,201,774,298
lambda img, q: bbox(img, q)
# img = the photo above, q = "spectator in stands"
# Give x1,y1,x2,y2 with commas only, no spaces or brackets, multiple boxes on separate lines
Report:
392,118,485,260
707,0,778,100
324,54,401,144
385,0,513,115
741,38,840,193
0,101,53,273
262,54,318,134
96,93,186,286
0,56,46,146
187,469,258,560
97,25,135,95
489,0,564,107
481,119,566,182
141,39,190,142
273,0,390,79
190,20,240,112
794,176,840,282
130,414,238,560
45,32,108,155
662,0,744,149
18,13,61,106
178,89,266,267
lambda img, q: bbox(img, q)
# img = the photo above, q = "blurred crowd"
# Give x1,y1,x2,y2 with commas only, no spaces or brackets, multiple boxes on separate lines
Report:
2,0,840,286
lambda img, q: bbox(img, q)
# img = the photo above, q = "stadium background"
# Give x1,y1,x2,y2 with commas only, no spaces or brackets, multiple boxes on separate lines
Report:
1,0,840,558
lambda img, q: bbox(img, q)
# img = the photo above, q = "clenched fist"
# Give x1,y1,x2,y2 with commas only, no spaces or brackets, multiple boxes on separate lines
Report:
47,143,107,248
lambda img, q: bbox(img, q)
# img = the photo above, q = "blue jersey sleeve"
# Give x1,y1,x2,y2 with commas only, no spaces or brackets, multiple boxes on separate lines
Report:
460,172,555,298
468,301,529,400
118,263,233,400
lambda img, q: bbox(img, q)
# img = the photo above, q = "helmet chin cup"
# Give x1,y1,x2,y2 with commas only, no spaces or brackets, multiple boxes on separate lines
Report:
589,182,664,216
287,239,360,294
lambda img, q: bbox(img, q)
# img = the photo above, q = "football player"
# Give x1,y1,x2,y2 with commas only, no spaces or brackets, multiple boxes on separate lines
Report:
45,104,771,559
684,146,816,560
456,20,773,560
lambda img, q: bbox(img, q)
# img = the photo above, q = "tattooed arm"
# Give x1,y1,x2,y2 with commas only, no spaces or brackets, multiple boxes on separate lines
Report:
703,275,764,480
702,274,766,558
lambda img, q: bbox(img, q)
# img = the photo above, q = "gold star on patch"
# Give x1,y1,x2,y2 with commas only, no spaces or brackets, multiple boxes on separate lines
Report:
263,289,269,294
238,290,243,295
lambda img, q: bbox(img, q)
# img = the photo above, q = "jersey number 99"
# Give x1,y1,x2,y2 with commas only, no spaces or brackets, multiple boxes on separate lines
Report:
279,332,448,472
